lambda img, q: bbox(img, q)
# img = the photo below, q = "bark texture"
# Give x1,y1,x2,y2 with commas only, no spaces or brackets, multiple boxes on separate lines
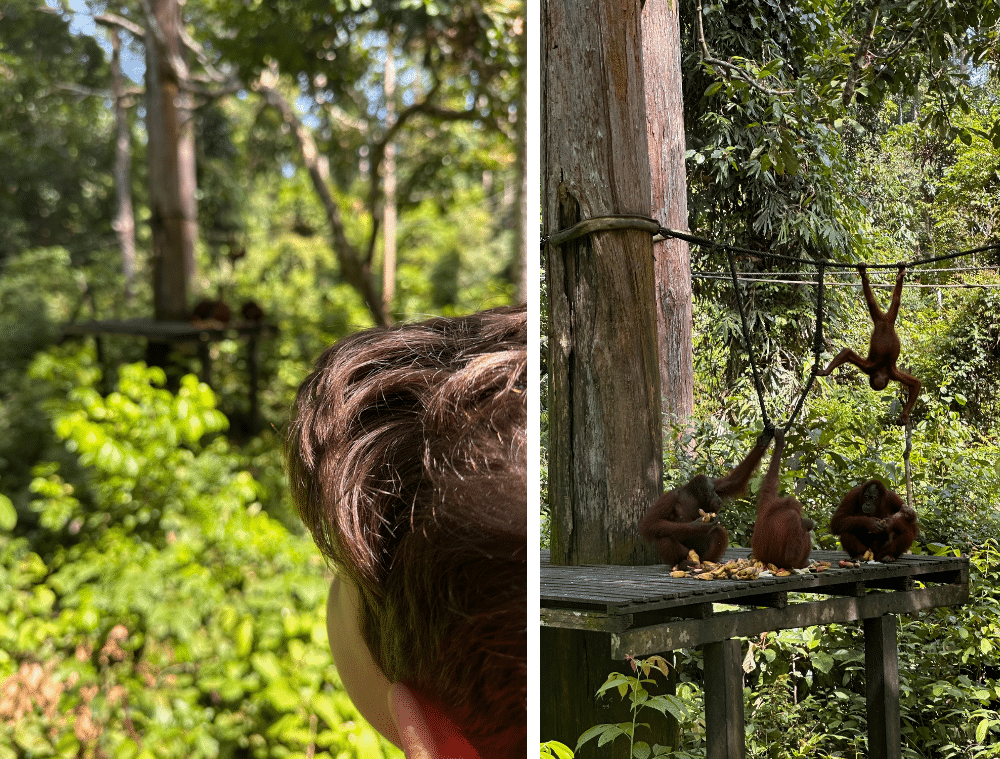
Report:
145,0,197,321
543,0,662,568
643,0,694,423
110,28,137,303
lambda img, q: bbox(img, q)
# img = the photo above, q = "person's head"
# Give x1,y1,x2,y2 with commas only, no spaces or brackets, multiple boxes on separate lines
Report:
286,305,527,758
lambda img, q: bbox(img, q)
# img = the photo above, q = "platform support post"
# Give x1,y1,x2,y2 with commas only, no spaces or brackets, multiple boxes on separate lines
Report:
865,614,902,759
703,638,745,759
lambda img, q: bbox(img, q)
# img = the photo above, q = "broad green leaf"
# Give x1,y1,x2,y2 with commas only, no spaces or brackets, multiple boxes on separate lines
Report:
0,495,16,531
976,718,989,743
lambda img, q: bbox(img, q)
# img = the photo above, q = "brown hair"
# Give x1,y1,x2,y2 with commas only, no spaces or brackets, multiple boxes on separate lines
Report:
286,305,527,758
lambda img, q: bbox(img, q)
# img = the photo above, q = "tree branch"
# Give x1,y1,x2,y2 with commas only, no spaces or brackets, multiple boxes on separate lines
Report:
368,84,480,186
137,0,189,84
868,6,934,83
52,82,142,105
177,24,231,84
253,65,387,325
842,0,882,108
696,4,794,98
94,12,146,39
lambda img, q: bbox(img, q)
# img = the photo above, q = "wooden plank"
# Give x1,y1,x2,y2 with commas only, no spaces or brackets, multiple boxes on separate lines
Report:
609,583,969,658
865,615,902,759
541,552,969,615
747,591,787,608
703,639,745,759
62,317,275,341
818,581,867,597
540,608,633,632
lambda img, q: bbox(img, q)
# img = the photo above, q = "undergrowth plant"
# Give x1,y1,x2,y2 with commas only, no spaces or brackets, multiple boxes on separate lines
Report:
0,351,399,758
574,655,700,759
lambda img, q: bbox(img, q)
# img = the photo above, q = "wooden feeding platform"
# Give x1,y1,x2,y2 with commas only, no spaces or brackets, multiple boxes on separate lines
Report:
60,317,277,432
541,547,969,759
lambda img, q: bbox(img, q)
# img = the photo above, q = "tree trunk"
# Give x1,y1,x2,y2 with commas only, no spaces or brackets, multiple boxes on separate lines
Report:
109,27,137,306
543,0,662,568
511,23,528,303
643,0,694,423
145,0,197,322
382,45,397,320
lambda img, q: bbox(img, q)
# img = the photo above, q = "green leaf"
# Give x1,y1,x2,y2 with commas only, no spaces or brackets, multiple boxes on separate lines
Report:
264,679,301,712
760,59,782,77
598,726,627,746
234,616,254,658
811,651,835,674
705,82,724,98
596,673,632,698
312,692,341,729
251,651,283,682
645,694,689,722
576,725,615,751
976,718,989,743
540,741,575,759
0,494,16,531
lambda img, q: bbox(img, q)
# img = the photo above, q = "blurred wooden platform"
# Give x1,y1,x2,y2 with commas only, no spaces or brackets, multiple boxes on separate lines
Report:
61,318,277,433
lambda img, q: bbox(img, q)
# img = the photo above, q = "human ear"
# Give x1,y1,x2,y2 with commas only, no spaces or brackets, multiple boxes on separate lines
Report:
388,683,480,759
325,576,399,746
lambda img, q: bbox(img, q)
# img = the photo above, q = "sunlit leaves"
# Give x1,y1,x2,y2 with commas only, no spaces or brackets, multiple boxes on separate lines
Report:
0,347,400,758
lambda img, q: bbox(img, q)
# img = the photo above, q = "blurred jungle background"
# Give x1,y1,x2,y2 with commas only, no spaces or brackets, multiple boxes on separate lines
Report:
0,0,525,756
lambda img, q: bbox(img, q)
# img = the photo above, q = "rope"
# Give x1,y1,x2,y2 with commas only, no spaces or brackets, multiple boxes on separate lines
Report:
725,246,772,430
903,421,914,510
693,273,1000,289
543,213,1000,269
654,225,1000,270
541,215,662,248
543,214,991,450
780,261,827,434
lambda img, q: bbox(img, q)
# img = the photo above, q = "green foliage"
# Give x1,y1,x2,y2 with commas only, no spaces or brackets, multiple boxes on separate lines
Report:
574,656,700,759
736,543,1000,758
919,279,1000,430
25,354,239,541
683,0,999,258
0,1,115,261
0,349,400,758
0,247,77,391
540,740,575,759
393,183,518,314
674,364,1000,552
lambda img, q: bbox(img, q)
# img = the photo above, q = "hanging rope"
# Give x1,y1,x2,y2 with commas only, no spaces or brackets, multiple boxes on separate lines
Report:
903,421,914,510
725,246,772,430
780,260,828,434
653,225,1000,270
543,214,1000,271
542,214,993,446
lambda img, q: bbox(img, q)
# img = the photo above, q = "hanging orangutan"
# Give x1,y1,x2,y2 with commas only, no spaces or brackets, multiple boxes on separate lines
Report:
641,428,773,569
815,264,921,425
